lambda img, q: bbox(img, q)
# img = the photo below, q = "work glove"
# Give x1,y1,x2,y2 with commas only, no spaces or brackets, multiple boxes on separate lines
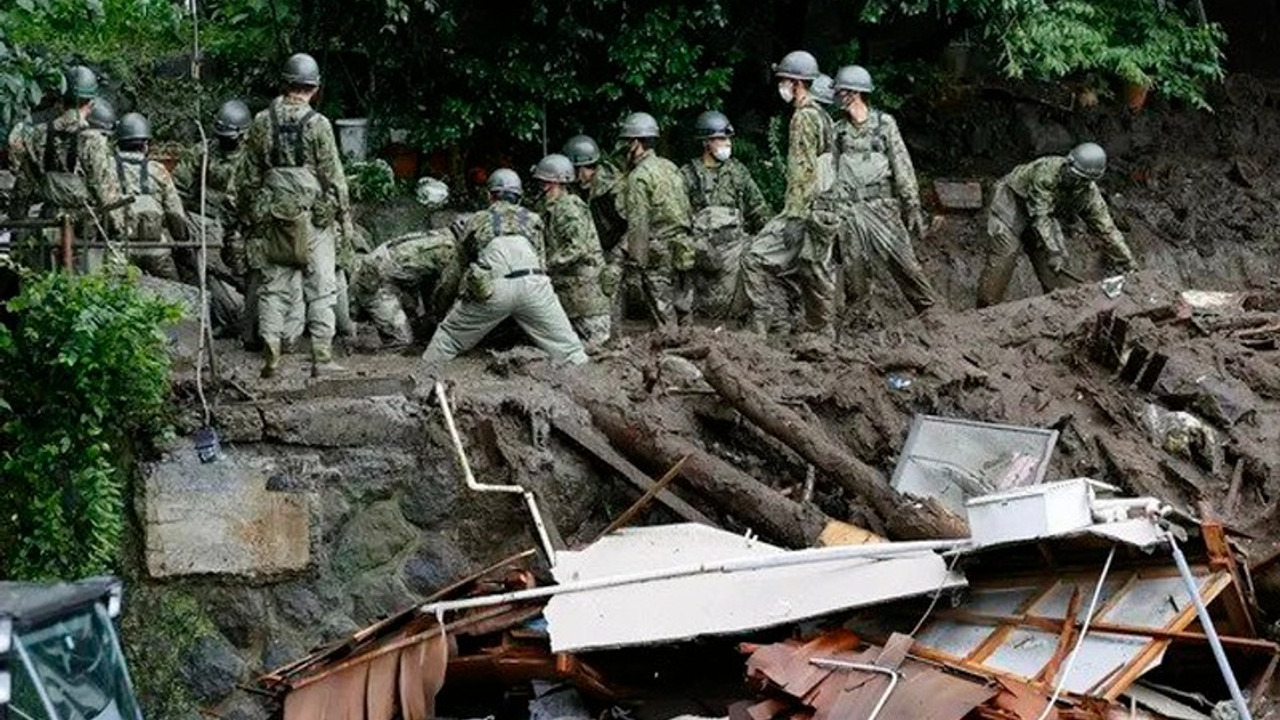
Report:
670,236,696,273
905,206,927,240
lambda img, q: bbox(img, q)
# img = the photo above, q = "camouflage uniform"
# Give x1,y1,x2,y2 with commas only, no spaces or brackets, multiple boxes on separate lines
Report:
681,157,771,318
173,140,248,333
832,109,938,313
542,191,611,350
617,149,696,325
681,157,770,235
350,229,460,346
977,155,1137,307
112,149,187,279
239,95,353,364
742,97,836,335
422,201,587,364
20,109,121,266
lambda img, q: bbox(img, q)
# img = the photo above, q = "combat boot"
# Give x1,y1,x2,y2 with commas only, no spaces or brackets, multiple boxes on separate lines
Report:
260,338,282,378
311,341,347,378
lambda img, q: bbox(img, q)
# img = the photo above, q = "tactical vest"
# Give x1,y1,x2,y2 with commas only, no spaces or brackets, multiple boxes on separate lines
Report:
268,104,317,168
834,110,892,196
798,104,837,195
40,122,92,209
115,154,166,242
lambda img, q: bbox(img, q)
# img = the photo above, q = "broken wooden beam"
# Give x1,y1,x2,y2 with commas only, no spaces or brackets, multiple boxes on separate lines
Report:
566,384,832,548
699,346,969,540
551,417,714,528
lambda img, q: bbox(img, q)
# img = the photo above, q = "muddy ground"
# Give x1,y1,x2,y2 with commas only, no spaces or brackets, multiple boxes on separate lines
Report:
156,74,1280,719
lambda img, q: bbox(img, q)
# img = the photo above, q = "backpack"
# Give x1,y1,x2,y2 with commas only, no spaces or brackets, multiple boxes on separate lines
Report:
115,155,165,243
40,122,93,209
691,205,745,273
256,104,321,267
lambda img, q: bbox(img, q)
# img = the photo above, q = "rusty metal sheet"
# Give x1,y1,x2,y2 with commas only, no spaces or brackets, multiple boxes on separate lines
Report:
331,662,370,720
877,668,998,720
398,633,447,720
365,647,400,720
992,678,1059,720
283,677,330,720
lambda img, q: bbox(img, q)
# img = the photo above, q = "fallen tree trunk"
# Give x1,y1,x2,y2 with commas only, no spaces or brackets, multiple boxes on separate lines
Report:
700,346,969,540
567,383,832,549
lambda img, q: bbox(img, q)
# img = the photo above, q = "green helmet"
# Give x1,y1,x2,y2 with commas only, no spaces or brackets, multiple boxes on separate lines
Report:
65,65,99,101
563,135,601,166
116,112,152,143
214,100,252,138
618,111,660,139
773,51,820,81
532,153,575,184
834,65,873,94
488,168,523,198
694,110,734,139
1067,142,1107,181
282,53,321,87
87,98,117,132
812,74,835,106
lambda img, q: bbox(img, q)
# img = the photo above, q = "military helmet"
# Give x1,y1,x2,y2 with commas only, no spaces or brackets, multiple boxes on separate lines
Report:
488,168,523,198
1067,142,1107,181
116,112,152,142
65,65,99,101
87,98,117,132
618,111,660,139
773,51,820,81
282,53,322,87
532,153,575,184
812,74,835,105
214,100,252,138
833,65,874,93
563,135,601,166
694,110,734,139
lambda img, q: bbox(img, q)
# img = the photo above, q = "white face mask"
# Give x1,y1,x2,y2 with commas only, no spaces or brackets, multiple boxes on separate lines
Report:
778,81,795,104
712,144,732,162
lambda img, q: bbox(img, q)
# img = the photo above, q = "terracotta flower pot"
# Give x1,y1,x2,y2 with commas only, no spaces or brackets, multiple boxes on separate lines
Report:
385,143,420,180
1124,82,1151,112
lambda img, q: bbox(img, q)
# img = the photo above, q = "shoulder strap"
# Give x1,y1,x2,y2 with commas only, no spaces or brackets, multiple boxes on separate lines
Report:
270,105,319,168
43,121,80,172
517,207,530,236
115,153,126,186
489,209,502,238
140,160,151,195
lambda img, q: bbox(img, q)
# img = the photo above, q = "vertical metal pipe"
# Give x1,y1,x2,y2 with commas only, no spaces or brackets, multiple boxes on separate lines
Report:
60,216,73,271
1169,535,1254,720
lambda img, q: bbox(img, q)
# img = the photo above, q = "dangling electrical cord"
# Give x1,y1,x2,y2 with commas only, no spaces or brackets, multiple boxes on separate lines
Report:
1033,544,1117,720
189,0,217,449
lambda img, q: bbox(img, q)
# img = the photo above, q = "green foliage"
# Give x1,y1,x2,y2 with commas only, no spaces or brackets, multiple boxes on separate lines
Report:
119,585,214,720
859,0,1225,108
732,114,789,212
345,158,399,203
0,270,180,581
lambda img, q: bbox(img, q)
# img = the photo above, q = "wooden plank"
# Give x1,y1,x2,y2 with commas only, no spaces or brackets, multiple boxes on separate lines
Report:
597,454,691,538
552,418,715,526
1202,522,1257,637
933,609,1277,652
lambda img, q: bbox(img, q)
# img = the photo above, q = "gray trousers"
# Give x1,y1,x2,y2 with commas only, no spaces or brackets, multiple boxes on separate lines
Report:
423,275,588,364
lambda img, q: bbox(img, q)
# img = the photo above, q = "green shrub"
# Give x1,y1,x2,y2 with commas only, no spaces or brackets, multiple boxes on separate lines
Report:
0,270,180,580
345,158,399,203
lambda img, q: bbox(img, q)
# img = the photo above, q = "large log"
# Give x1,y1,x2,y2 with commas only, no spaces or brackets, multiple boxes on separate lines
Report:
700,346,969,540
567,383,831,549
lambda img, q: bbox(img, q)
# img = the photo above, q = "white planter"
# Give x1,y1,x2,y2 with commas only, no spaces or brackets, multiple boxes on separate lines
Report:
334,118,369,160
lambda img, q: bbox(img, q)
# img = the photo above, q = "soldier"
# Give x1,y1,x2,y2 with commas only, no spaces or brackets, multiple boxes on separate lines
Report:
350,228,459,348
112,112,188,279
680,110,771,318
742,50,837,339
173,100,252,335
976,142,1138,307
830,65,939,315
7,73,73,225
422,169,587,364
240,53,355,378
563,134,625,254
682,111,770,235
616,111,696,327
534,153,611,351
20,66,120,264
86,98,117,138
